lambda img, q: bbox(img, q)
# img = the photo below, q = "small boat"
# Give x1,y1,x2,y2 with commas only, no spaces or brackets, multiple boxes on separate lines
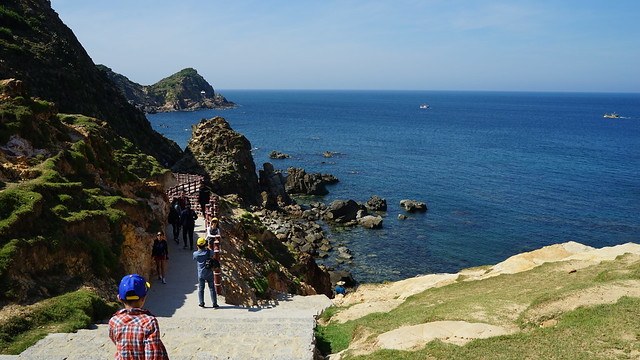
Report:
419,104,430,109
603,112,620,119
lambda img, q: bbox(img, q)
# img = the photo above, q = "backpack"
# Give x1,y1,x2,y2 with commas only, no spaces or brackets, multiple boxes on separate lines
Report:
204,250,220,269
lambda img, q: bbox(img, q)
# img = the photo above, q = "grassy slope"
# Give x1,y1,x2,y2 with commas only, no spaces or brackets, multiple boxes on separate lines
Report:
0,95,167,354
318,254,640,359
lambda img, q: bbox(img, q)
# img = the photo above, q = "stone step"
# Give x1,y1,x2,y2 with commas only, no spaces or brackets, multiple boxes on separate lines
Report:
16,316,318,360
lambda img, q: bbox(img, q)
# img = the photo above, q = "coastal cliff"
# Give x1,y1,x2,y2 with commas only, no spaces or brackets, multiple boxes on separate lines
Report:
98,66,235,113
0,0,182,166
0,79,171,304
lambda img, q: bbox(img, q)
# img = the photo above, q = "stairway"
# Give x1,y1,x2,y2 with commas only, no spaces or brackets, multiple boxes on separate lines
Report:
11,296,330,360
3,218,332,359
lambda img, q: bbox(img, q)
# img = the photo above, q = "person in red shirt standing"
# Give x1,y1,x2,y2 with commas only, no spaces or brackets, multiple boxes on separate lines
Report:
109,274,168,359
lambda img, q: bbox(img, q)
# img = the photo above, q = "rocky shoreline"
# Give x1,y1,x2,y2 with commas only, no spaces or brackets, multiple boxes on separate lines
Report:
171,116,431,294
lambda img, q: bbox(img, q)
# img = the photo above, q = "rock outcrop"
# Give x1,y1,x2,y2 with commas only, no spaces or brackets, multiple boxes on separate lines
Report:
258,162,293,209
365,195,388,211
0,0,182,166
358,215,384,229
269,151,290,159
98,66,235,113
400,199,428,213
285,167,338,196
172,117,261,205
324,200,363,224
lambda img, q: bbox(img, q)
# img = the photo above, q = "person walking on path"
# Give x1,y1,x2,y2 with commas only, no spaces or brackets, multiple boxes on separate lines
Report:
109,274,169,359
193,237,219,308
168,198,181,244
198,181,210,216
151,232,169,284
180,204,198,250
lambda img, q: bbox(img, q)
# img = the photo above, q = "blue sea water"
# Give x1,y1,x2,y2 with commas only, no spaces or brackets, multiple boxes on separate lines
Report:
148,90,640,283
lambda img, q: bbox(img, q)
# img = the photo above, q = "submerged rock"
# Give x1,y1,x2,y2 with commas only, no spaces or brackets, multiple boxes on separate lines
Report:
269,150,290,159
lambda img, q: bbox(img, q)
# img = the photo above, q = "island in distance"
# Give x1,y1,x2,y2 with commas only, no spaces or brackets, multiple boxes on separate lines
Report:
98,65,235,113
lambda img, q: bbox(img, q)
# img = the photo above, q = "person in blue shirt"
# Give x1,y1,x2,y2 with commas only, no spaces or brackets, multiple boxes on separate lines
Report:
193,237,219,308
335,280,346,295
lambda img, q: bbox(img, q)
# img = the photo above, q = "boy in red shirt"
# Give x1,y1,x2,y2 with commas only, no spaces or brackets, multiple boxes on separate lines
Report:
109,274,169,359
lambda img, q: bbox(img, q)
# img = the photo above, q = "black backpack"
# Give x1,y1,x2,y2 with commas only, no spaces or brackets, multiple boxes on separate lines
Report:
204,250,220,269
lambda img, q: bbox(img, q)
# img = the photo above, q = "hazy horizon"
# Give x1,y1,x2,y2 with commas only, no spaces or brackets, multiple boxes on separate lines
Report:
50,1,640,93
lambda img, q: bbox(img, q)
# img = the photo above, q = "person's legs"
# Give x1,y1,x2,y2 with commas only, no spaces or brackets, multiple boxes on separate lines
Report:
160,259,166,283
206,278,218,306
198,278,205,306
172,223,179,243
188,226,194,250
182,226,188,249
154,258,161,279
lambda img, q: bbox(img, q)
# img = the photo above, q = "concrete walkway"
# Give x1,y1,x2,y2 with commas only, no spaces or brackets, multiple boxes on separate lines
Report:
5,218,332,360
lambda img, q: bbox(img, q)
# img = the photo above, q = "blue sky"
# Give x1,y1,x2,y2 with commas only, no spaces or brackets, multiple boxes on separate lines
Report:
50,0,640,92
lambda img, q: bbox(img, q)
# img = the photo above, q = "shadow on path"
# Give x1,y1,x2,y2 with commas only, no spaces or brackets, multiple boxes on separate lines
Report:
144,220,208,317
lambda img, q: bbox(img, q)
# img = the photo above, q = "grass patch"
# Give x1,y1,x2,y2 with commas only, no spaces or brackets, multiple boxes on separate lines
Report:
318,255,640,359
315,321,357,355
346,297,640,360
0,289,118,355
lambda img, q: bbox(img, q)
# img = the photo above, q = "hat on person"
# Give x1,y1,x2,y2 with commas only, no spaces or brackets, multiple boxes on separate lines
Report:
197,237,207,246
211,217,219,222
336,281,346,286
156,232,162,236
118,274,150,301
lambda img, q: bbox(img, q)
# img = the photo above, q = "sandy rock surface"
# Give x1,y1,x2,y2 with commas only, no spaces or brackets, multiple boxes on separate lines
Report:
376,321,514,349
331,241,640,353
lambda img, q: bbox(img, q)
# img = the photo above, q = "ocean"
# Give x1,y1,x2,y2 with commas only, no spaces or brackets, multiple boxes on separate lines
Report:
148,90,640,283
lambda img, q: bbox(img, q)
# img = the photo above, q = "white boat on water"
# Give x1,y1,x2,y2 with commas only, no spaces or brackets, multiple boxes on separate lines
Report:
603,112,620,119
419,104,430,109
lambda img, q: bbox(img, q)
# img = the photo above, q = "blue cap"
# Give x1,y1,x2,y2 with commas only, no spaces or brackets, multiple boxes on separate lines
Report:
118,274,150,300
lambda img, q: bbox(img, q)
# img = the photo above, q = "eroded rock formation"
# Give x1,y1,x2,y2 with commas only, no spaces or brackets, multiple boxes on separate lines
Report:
172,117,261,205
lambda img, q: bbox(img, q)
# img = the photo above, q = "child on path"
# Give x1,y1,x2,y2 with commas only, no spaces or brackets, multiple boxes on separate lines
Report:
109,274,168,360
193,237,219,308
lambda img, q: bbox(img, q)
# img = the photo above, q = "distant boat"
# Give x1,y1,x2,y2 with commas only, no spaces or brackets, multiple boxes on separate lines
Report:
419,104,430,109
603,112,620,119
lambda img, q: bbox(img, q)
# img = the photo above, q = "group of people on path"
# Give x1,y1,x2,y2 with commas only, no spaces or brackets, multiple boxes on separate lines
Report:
167,192,198,250
108,189,222,359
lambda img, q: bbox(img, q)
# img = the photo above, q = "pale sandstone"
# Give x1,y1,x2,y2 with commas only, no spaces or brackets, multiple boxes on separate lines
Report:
333,241,640,354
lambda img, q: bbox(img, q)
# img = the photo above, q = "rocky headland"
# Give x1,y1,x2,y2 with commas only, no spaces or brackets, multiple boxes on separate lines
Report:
98,66,235,113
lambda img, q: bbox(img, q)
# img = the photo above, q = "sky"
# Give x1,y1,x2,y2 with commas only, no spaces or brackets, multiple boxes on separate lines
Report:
50,0,640,92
